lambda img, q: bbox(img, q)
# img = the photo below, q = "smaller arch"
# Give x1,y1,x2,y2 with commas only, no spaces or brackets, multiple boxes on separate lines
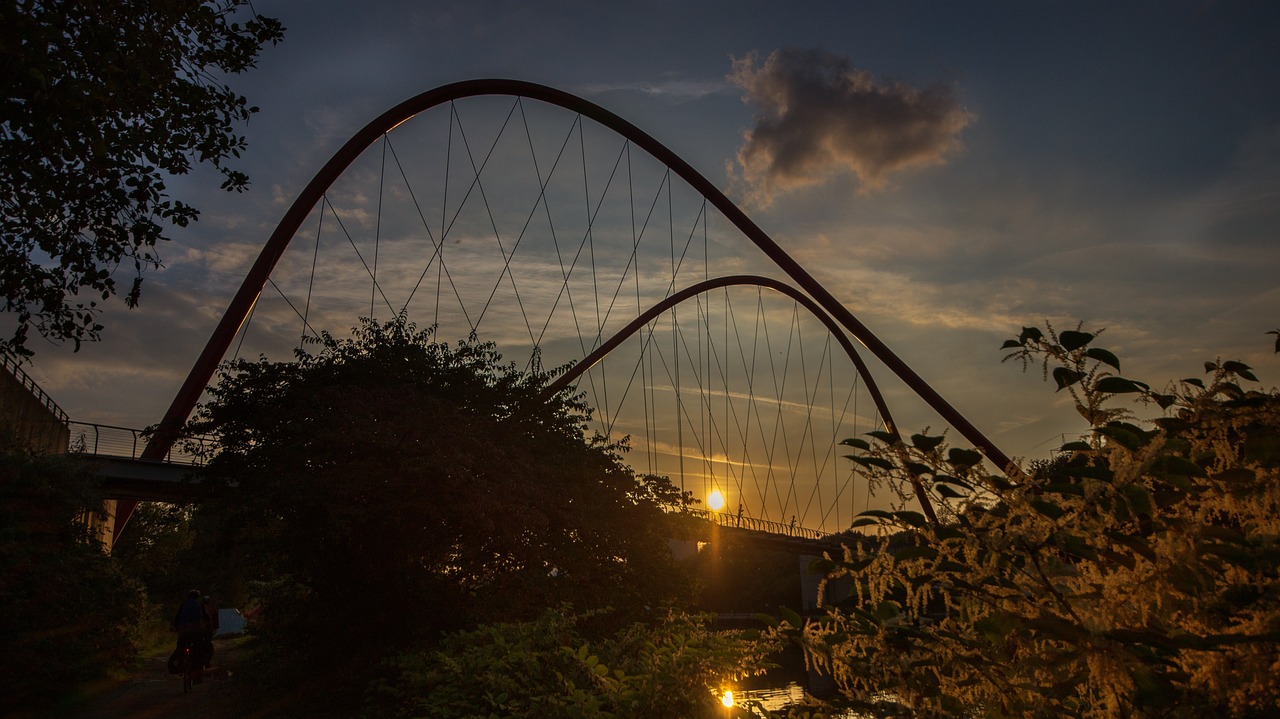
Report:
543,274,938,524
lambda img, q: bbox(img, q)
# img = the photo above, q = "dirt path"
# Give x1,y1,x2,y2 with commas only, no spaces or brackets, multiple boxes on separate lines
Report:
52,636,263,719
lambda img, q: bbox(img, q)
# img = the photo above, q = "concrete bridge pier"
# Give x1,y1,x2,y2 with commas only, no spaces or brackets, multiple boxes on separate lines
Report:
799,553,852,613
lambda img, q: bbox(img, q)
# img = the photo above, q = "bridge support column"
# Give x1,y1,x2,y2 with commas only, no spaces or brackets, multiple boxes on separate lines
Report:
799,554,822,613
798,554,842,696
799,553,854,611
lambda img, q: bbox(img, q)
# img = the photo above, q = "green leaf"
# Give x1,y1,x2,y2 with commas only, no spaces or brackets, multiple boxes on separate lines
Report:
1030,498,1066,519
904,461,934,477
1000,339,1023,349
1019,326,1044,345
1053,367,1086,391
1200,541,1256,569
1147,455,1205,478
891,510,929,528
866,430,899,444
1212,467,1255,484
910,433,945,452
846,455,895,471
872,600,901,622
1222,360,1258,381
1059,330,1094,351
753,613,781,628
1059,440,1091,452
849,517,881,528
1096,424,1143,451
933,525,968,541
947,448,983,468
1216,382,1245,399
1085,347,1121,370
935,560,972,573
839,437,870,450
1120,484,1154,516
934,484,966,499
933,474,974,490
1181,377,1204,388
989,474,1016,491
1057,533,1099,561
1168,566,1202,595
1095,376,1149,394
1112,498,1132,523
779,607,803,627
856,509,895,520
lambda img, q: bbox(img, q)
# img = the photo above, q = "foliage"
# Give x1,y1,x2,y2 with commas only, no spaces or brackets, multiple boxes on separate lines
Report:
111,501,202,615
186,317,694,684
0,0,283,359
691,533,805,615
797,325,1280,718
0,442,145,712
369,606,779,719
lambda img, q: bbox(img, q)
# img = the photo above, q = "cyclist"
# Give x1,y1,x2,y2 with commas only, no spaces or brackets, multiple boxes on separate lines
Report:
200,594,220,668
172,590,209,684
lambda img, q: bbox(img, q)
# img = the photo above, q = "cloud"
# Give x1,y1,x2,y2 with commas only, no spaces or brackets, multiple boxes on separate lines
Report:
729,48,976,205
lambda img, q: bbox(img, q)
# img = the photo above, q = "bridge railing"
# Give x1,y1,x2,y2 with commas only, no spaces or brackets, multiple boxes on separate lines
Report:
67,422,215,466
687,508,828,541
3,354,69,424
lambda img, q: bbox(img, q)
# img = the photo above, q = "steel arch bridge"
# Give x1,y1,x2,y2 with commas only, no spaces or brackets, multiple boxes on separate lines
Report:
128,79,1009,539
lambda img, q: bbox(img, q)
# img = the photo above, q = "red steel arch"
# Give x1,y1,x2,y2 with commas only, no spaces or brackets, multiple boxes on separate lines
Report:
129,80,1009,535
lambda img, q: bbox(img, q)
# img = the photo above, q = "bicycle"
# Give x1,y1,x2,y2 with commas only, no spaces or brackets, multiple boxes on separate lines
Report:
175,635,205,693
181,644,194,694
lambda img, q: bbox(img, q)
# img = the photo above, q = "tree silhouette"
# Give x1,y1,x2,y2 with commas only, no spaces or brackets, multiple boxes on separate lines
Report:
1,0,283,359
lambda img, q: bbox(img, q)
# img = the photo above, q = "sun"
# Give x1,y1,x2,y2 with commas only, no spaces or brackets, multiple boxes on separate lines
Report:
707,489,726,511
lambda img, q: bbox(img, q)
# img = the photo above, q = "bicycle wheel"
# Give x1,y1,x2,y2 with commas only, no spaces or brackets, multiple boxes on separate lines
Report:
182,646,192,694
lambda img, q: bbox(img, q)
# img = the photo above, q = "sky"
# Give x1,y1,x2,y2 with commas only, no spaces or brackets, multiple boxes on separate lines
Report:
19,0,1280,496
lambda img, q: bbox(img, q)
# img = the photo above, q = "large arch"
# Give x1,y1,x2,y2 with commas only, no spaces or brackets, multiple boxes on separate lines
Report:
122,80,1008,538
143,79,1009,469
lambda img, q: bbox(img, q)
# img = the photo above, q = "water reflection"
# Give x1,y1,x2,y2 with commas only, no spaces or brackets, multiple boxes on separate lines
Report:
734,682,806,712
735,683,903,718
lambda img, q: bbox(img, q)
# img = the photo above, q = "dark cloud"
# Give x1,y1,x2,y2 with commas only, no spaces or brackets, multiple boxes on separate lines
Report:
730,48,975,205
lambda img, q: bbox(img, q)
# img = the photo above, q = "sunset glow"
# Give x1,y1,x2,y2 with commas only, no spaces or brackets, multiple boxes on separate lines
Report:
708,489,726,512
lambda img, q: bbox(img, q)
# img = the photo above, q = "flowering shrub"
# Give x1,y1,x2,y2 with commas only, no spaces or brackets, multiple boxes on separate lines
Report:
799,326,1280,718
